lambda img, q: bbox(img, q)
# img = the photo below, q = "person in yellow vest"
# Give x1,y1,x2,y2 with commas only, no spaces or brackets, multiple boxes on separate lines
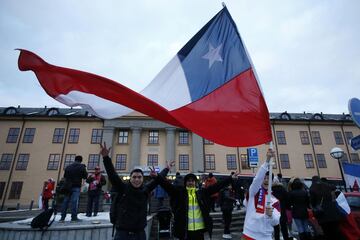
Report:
157,170,238,240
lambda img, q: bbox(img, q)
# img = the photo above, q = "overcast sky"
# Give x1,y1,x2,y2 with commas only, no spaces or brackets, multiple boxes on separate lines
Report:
0,0,359,114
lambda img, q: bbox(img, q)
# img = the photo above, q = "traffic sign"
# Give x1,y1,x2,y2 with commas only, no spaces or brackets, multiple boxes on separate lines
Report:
247,148,259,167
349,98,360,128
350,135,360,151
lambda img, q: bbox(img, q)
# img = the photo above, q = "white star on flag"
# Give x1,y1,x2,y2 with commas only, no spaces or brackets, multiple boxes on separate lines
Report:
202,43,223,68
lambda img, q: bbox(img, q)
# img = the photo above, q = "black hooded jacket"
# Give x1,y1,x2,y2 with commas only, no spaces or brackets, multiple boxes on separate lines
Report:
158,170,233,239
64,161,88,188
103,156,164,232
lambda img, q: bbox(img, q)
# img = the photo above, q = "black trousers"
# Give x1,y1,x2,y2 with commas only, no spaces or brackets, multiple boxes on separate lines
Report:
209,197,216,211
274,214,290,240
114,229,146,240
319,221,346,240
42,197,50,210
181,230,204,240
222,209,232,234
86,192,100,216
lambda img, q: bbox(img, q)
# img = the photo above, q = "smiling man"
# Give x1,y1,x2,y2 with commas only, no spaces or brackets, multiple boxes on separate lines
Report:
99,142,169,240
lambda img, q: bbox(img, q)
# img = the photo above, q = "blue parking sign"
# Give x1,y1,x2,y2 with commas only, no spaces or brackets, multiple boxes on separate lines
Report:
350,135,360,151
247,148,259,167
349,98,360,128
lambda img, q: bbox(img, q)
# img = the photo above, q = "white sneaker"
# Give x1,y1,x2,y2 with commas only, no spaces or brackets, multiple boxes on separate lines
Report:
222,233,232,239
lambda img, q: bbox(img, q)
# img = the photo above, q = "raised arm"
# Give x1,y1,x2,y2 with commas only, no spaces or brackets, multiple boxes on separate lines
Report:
144,167,169,193
148,161,176,196
248,149,273,196
100,142,125,191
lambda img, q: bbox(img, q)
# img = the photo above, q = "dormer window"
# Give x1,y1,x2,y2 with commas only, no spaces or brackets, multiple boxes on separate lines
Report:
4,107,17,115
344,114,352,120
313,114,323,120
47,108,59,116
280,112,291,120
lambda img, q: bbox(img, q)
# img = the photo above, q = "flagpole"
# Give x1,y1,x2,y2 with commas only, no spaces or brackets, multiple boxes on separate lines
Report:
266,142,274,208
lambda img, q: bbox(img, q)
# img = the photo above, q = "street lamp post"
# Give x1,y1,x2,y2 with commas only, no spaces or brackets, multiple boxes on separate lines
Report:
330,147,347,192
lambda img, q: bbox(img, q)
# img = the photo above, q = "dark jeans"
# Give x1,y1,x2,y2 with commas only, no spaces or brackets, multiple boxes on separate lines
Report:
42,197,49,210
86,191,100,216
114,229,146,240
274,214,290,240
61,187,80,220
222,209,232,234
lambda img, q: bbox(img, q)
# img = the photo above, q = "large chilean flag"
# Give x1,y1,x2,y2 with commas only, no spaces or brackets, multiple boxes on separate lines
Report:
18,7,272,147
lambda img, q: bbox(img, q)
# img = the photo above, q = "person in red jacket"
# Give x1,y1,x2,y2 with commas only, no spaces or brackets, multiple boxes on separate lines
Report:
42,178,55,210
204,173,218,212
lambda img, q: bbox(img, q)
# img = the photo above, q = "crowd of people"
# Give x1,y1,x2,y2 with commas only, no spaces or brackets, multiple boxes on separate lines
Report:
40,145,359,240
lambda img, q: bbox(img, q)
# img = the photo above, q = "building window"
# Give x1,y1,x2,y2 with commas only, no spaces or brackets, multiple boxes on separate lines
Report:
351,153,360,163
91,129,103,144
316,154,327,168
47,154,60,170
8,182,23,199
16,154,29,170
333,131,344,145
68,128,80,143
52,128,65,143
88,154,100,170
64,154,75,169
0,154,13,170
311,131,322,145
276,131,286,145
279,154,290,169
299,131,310,145
340,153,349,163
147,154,158,166
205,154,215,170
115,154,127,170
179,154,189,170
0,182,5,199
6,128,20,143
304,154,314,168
204,139,214,145
179,131,189,145
345,132,353,145
240,154,250,169
118,130,129,144
148,130,159,144
226,154,237,170
23,128,36,143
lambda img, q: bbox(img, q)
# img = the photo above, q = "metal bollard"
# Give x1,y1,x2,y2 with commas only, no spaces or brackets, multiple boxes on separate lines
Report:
29,200,34,210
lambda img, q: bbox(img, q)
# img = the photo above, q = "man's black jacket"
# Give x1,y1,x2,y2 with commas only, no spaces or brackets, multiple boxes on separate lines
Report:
64,161,88,188
103,156,164,232
158,169,233,239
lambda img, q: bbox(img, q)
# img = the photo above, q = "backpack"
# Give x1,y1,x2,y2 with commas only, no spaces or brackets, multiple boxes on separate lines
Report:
31,208,56,230
109,190,127,236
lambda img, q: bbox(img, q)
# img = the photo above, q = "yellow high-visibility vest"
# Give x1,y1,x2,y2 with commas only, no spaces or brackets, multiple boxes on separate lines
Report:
187,187,205,231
